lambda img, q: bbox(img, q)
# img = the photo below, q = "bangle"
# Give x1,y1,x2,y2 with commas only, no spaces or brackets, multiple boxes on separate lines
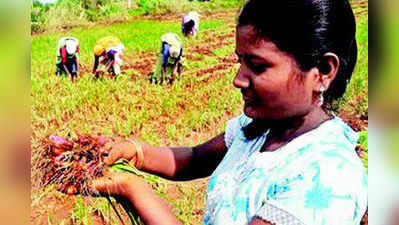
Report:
127,139,144,169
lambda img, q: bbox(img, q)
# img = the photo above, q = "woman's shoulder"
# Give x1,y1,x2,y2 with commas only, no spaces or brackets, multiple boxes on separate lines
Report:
280,117,364,173
300,116,365,172
322,117,359,141
301,117,359,151
279,117,367,195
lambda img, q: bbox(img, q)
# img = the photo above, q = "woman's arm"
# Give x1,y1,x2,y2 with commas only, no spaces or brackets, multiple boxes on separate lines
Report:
93,173,182,225
144,133,227,180
125,178,182,225
105,51,116,72
94,133,228,224
76,56,80,74
248,218,274,225
105,60,115,73
63,64,71,76
60,47,71,76
178,133,227,179
92,56,99,74
105,133,228,181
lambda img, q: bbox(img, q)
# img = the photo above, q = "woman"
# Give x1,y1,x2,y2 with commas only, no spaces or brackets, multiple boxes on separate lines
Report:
56,36,80,80
182,11,199,37
92,0,367,224
92,36,125,79
150,33,183,84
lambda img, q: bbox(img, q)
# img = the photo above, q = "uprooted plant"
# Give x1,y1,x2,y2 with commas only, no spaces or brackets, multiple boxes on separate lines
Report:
38,134,145,225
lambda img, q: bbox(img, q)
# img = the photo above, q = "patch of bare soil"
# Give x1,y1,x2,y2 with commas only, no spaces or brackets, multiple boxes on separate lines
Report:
184,53,205,61
123,58,156,76
31,194,126,225
31,195,75,225
188,30,235,56
339,110,368,132
164,179,209,225
195,63,232,77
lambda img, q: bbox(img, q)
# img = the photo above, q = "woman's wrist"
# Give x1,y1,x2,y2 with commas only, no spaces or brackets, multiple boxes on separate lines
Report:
123,176,151,201
127,139,145,169
124,178,182,225
140,142,154,171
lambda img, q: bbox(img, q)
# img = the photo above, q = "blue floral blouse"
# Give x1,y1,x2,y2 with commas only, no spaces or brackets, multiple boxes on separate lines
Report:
203,114,368,225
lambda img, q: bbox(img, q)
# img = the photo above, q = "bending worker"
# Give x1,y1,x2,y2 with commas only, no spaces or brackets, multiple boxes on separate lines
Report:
56,36,79,80
92,36,125,79
182,11,199,37
150,33,183,84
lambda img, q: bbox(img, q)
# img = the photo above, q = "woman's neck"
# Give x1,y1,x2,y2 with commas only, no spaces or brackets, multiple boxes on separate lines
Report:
261,107,331,152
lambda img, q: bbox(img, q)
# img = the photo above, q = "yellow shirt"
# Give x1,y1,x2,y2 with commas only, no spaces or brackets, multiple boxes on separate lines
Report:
93,36,122,56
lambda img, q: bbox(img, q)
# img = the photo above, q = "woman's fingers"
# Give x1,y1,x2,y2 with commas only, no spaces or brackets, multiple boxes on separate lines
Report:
104,142,135,165
90,172,148,198
91,172,129,196
91,176,115,194
104,147,125,165
103,142,113,151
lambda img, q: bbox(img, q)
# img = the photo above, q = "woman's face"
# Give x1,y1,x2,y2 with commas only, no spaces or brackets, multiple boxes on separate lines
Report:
234,25,319,120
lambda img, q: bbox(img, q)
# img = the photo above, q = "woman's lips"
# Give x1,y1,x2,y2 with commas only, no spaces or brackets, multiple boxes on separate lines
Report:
241,89,255,105
243,95,252,103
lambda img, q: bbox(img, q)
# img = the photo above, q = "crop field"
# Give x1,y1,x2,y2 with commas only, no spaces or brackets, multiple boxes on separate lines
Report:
31,1,368,225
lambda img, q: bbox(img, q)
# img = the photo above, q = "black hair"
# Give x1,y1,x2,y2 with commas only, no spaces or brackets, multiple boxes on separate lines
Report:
238,0,357,104
183,20,195,36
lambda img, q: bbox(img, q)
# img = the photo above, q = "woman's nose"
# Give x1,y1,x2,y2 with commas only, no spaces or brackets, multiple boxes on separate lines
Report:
233,66,250,89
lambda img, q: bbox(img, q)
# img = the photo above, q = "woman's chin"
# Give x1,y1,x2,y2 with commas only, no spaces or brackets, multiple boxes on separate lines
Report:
243,106,258,119
243,105,275,120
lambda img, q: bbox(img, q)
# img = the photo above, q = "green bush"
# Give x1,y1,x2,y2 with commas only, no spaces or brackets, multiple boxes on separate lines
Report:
46,0,89,30
31,0,129,33
31,1,51,33
98,2,129,20
85,8,99,21
133,0,191,15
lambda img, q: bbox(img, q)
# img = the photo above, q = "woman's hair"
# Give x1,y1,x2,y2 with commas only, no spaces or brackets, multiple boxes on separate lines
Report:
183,20,195,35
238,0,357,104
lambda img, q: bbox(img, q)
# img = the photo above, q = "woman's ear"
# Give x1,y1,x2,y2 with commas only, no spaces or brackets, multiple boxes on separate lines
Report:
316,53,340,91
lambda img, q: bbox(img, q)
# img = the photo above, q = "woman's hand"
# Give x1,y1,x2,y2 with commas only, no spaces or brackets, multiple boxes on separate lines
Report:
91,171,149,198
91,172,183,225
104,140,145,169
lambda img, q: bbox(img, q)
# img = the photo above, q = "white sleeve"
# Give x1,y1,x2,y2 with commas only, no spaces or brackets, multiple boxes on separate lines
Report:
224,115,244,149
255,201,305,225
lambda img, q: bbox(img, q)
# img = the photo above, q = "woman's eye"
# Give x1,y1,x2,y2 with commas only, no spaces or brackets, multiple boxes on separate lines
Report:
249,62,268,73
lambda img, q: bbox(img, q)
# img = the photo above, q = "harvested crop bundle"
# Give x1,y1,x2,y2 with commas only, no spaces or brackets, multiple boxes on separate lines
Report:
38,134,145,225
39,134,112,195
